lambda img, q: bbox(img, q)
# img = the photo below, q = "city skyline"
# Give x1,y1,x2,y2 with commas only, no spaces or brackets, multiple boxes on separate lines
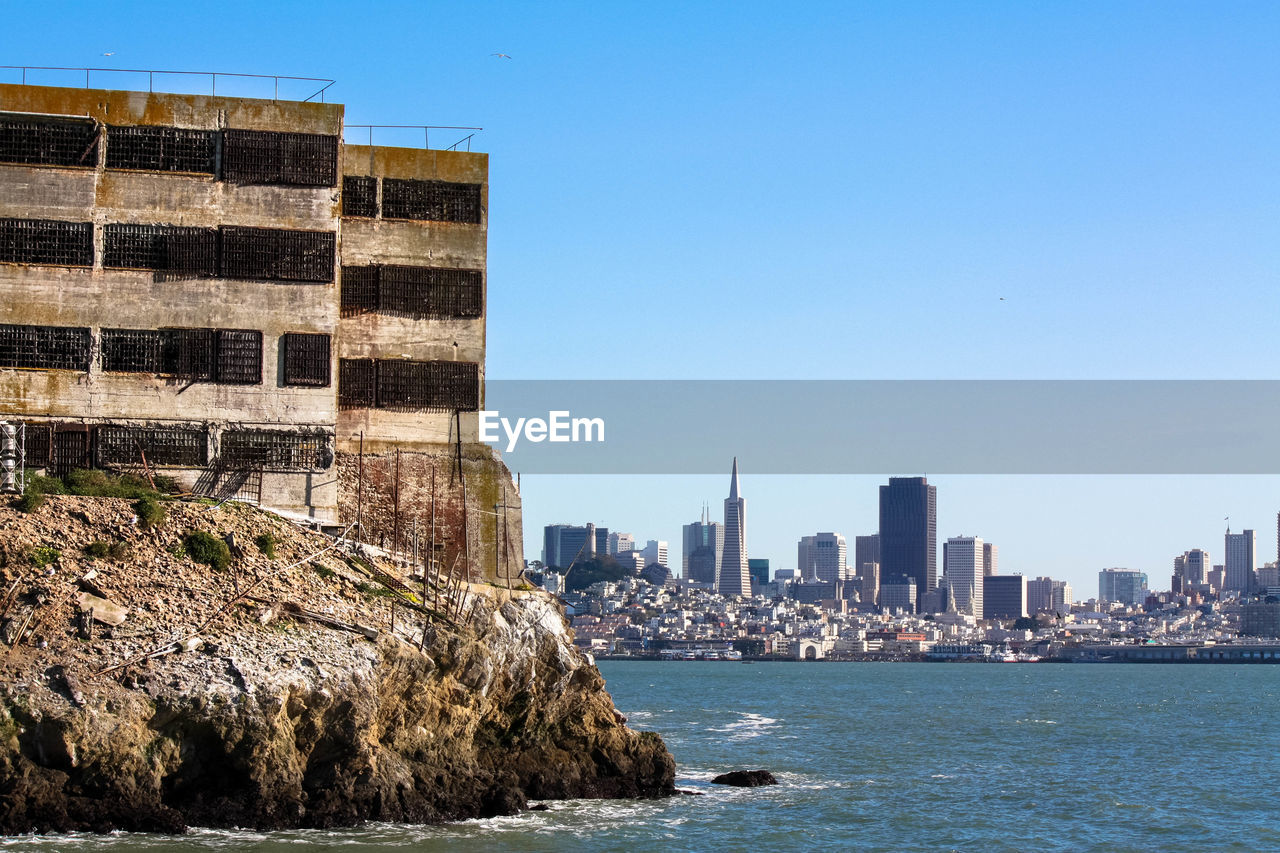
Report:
524,470,1280,602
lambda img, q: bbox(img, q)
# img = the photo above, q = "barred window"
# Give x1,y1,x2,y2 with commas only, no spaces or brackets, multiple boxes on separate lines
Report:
0,219,93,267
222,129,338,187
51,429,90,475
101,328,164,373
21,423,52,467
382,178,482,224
339,264,482,319
338,358,479,412
339,266,379,317
282,332,331,387
342,175,377,217
101,327,258,384
103,224,218,275
214,329,262,385
338,358,376,409
105,125,217,174
220,429,331,471
96,425,208,467
0,117,98,168
220,226,335,283
0,324,92,371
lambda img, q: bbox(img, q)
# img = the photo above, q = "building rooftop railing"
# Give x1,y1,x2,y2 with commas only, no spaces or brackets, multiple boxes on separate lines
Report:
0,65,336,103
343,125,483,152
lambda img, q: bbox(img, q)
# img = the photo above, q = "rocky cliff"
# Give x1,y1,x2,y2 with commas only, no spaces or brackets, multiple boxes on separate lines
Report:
0,495,675,833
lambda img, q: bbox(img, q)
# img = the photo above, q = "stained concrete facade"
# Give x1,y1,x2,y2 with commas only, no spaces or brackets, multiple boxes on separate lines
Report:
0,82,520,580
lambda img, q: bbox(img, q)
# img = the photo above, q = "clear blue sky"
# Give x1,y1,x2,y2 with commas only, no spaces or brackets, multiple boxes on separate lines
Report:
7,1,1280,595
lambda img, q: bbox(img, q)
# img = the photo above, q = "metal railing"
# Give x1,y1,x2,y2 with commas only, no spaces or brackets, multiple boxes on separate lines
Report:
0,66,336,103
344,125,483,152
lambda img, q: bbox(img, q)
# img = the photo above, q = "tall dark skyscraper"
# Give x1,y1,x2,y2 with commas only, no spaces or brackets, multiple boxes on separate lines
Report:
878,476,936,612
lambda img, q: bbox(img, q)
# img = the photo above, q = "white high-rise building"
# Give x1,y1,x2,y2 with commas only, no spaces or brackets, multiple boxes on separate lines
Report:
718,457,750,597
797,532,848,582
608,532,635,555
1225,528,1256,593
944,536,983,618
639,539,668,569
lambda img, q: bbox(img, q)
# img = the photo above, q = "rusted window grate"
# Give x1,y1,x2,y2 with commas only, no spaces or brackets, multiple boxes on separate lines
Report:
222,129,338,187
381,265,483,318
100,327,257,384
0,218,93,267
0,117,98,168
376,359,479,412
220,429,331,472
338,358,376,409
282,332,331,387
339,265,482,319
0,324,92,371
220,226,335,283
106,125,217,174
214,329,262,385
342,175,377,217
103,224,218,275
339,266,379,316
382,178,482,224
101,328,164,373
21,424,52,467
97,425,208,468
51,429,90,475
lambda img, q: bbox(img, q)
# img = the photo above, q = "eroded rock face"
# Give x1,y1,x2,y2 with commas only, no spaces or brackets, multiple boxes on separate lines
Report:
0,498,675,834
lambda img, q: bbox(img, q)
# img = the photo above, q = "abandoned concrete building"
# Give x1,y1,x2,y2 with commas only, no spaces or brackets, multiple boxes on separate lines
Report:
0,78,521,583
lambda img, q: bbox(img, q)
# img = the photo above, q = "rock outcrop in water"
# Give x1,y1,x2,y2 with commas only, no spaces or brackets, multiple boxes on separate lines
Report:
0,496,675,833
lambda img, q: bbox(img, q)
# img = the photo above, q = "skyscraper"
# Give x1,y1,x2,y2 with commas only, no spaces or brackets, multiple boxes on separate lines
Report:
983,542,998,576
1225,528,1257,593
1173,549,1209,590
797,532,848,582
682,507,723,583
879,477,936,612
944,536,983,618
854,534,880,575
983,574,1027,619
718,458,750,597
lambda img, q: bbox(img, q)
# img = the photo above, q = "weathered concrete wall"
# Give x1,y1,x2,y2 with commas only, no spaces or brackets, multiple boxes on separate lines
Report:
0,85,341,519
336,145,487,452
335,443,522,585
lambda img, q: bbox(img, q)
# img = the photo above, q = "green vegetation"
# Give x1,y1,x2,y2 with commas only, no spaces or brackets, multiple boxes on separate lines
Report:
64,469,157,498
563,554,630,592
12,475,66,513
311,562,336,580
133,495,166,530
183,531,231,572
83,540,131,561
255,533,278,560
356,581,396,599
27,546,61,569
82,541,111,559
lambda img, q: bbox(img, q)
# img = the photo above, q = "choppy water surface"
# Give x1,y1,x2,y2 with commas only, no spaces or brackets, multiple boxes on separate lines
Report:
6,663,1279,852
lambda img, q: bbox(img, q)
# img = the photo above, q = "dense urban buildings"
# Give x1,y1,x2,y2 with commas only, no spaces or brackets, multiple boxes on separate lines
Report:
879,477,936,612
718,458,750,597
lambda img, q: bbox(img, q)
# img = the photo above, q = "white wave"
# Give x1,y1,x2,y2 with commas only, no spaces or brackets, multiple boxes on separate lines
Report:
708,711,781,740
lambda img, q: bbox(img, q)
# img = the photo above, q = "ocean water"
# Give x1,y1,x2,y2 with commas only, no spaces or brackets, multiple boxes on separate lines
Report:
5,662,1279,852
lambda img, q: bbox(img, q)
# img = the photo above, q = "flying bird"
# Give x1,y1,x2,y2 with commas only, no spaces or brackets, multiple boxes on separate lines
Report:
102,52,115,56
491,53,512,59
